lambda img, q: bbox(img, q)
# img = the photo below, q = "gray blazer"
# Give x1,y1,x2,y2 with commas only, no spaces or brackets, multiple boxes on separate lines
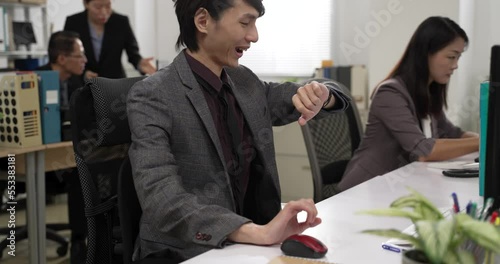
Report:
337,77,463,192
127,51,346,260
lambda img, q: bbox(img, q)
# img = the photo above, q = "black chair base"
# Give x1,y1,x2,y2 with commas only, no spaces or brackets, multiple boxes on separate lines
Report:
0,224,69,259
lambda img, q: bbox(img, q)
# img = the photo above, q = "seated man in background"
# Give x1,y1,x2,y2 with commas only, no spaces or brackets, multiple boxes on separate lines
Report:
127,0,350,262
37,30,86,127
36,30,87,264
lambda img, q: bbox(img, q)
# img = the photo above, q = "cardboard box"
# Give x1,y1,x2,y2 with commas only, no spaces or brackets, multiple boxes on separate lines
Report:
19,0,47,4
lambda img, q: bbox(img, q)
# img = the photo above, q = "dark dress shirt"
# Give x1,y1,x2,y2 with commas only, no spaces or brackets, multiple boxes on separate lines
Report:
185,52,255,215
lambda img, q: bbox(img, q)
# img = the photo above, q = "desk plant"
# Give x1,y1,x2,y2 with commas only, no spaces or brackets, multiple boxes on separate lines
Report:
359,189,500,264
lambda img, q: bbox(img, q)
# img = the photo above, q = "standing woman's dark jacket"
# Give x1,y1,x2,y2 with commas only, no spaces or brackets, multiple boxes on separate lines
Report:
64,10,142,78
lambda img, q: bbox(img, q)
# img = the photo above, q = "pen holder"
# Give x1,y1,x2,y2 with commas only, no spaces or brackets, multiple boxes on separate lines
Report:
462,239,500,264
462,240,486,263
482,225,500,264
483,251,500,264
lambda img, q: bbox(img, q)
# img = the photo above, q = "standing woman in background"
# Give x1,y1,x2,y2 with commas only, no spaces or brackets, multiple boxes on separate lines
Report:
337,16,479,192
64,0,156,79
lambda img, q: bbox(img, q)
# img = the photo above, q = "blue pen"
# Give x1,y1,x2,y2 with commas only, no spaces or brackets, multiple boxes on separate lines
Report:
381,243,411,253
382,243,402,253
466,201,472,215
451,192,460,213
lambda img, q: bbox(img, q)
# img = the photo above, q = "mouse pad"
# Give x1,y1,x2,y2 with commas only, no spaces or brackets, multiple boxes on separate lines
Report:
269,256,335,264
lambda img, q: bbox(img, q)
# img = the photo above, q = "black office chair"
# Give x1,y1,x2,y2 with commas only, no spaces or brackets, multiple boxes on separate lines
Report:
118,157,140,264
70,76,174,264
301,78,363,202
70,76,145,264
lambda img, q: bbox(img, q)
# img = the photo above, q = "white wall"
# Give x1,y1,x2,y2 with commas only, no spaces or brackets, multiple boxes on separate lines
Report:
367,0,459,93
47,0,83,32
154,0,180,66
450,0,500,131
134,0,156,60
332,0,372,66
333,0,459,93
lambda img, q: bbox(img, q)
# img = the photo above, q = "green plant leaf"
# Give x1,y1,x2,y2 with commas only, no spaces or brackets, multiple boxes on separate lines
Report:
448,237,467,253
359,189,500,263
414,203,443,221
453,213,473,223
408,188,443,220
444,249,475,264
361,229,420,246
389,189,443,221
358,208,423,222
459,220,500,253
415,219,455,264
390,194,420,208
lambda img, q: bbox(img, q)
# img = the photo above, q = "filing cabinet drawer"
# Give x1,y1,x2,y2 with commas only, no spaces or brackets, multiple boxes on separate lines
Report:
276,155,313,202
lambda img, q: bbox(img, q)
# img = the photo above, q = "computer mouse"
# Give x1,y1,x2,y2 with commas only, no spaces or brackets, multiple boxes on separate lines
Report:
280,234,328,259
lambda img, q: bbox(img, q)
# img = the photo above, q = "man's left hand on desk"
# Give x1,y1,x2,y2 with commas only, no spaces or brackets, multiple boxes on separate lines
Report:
229,199,321,245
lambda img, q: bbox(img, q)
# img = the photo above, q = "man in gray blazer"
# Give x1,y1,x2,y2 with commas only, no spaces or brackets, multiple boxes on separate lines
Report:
127,0,350,261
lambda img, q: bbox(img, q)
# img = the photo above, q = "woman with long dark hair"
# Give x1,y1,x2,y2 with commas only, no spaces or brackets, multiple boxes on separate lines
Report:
338,16,479,192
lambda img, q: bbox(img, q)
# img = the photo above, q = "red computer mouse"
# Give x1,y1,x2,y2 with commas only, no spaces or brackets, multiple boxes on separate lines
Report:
280,234,328,259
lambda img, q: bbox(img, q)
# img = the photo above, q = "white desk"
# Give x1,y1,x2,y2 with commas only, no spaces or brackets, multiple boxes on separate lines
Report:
183,153,481,263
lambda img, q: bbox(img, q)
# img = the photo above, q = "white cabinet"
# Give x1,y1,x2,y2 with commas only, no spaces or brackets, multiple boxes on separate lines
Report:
273,122,314,202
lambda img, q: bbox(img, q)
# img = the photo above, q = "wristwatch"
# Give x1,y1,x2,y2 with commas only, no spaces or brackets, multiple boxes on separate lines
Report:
322,87,335,108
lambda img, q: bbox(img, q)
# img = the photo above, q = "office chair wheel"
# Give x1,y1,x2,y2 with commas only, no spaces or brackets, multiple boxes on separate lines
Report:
56,244,68,257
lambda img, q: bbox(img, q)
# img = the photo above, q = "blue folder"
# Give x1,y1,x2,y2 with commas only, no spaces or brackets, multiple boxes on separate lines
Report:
35,70,61,144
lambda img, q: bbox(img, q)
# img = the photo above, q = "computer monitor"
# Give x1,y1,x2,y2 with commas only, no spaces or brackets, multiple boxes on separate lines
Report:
484,45,500,208
12,21,37,48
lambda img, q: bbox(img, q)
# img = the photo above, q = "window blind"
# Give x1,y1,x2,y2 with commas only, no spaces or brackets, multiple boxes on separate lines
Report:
239,0,332,77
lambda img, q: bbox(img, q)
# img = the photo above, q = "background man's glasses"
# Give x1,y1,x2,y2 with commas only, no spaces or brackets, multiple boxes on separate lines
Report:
66,53,87,59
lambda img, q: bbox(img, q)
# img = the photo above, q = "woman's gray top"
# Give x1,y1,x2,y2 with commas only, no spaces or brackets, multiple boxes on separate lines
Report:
337,77,464,192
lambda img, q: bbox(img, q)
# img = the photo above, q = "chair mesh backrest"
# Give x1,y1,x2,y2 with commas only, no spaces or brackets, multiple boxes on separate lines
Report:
70,76,145,264
307,114,351,168
301,79,363,201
